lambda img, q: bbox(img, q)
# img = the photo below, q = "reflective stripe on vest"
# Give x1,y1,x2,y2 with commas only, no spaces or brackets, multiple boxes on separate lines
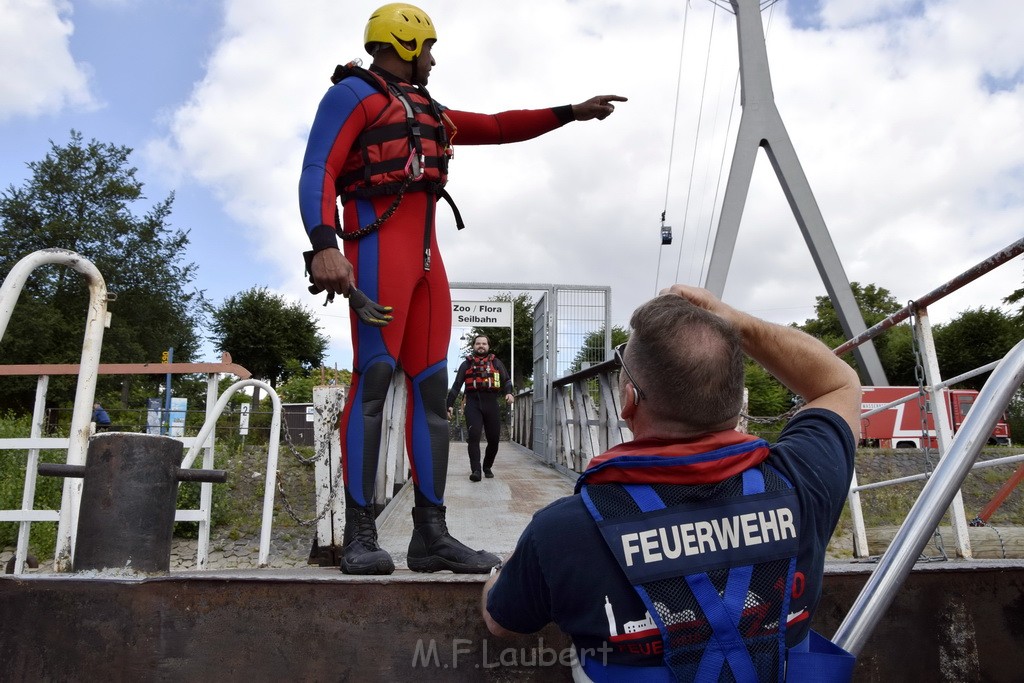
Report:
465,354,501,392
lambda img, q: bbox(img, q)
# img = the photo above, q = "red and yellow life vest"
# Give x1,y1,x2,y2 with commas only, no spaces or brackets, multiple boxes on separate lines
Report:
332,65,453,201
465,354,501,392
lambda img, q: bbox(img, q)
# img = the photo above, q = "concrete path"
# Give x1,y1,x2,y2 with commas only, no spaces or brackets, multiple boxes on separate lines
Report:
377,440,577,568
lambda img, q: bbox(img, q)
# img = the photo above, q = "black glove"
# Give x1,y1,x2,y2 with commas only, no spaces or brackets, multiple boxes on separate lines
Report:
347,287,393,327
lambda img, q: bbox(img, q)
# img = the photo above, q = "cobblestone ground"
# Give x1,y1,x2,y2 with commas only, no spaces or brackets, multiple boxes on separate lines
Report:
2,529,318,574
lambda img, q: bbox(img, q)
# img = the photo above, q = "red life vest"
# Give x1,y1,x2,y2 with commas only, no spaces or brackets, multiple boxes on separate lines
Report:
465,353,502,392
331,64,453,202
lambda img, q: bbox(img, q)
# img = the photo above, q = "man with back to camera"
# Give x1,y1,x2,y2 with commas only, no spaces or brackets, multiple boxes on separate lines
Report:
481,285,860,682
447,335,514,482
92,403,111,432
298,3,626,575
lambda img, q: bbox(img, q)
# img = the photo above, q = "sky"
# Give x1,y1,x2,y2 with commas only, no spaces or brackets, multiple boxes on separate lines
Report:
2,0,1023,387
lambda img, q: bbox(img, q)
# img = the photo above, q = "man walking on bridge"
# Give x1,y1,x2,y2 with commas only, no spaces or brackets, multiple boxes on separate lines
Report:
447,334,515,482
298,3,626,575
482,286,859,681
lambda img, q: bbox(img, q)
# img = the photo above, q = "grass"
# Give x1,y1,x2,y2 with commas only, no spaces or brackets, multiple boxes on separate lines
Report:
5,422,1022,564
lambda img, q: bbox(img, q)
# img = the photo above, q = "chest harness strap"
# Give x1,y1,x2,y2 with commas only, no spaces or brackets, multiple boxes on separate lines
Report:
580,457,854,682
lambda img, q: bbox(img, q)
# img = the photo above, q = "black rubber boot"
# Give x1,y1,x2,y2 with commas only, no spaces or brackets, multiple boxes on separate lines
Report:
406,505,500,574
340,505,395,575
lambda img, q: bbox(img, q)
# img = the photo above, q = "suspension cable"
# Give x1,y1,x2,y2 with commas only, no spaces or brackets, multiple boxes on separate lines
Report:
672,2,721,283
654,1,693,296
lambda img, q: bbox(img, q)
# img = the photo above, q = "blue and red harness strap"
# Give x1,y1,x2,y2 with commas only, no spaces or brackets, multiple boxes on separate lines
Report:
580,465,855,682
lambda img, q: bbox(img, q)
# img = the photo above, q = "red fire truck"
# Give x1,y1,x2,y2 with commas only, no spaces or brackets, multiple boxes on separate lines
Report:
860,386,1012,449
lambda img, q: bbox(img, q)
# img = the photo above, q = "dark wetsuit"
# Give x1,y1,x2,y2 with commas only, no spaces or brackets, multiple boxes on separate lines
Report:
447,354,513,474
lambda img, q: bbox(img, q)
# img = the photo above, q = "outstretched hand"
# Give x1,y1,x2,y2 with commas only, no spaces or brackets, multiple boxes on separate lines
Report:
572,95,628,121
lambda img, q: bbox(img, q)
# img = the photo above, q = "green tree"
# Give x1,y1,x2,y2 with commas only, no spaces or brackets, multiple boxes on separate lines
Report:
934,307,1024,390
744,359,791,417
466,292,535,387
209,287,329,390
568,325,630,374
0,131,206,412
277,365,352,403
799,282,905,384
1005,271,1024,319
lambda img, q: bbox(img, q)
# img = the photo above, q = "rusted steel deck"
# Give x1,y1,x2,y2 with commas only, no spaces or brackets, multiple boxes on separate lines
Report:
3,441,1024,681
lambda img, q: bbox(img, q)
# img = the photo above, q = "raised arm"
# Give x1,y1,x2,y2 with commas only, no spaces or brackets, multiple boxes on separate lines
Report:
660,285,861,436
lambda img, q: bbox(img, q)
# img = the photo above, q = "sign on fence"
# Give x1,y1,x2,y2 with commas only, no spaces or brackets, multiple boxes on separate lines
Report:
451,300,512,327
239,403,251,436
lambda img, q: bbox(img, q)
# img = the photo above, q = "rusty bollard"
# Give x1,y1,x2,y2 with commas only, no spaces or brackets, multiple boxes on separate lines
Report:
38,432,227,573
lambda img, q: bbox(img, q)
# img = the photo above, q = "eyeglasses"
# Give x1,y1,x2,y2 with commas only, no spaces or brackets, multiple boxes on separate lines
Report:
613,342,646,403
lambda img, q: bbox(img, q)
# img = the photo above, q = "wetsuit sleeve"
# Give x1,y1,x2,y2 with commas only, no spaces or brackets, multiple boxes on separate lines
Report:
447,360,470,409
297,80,376,252
445,106,575,146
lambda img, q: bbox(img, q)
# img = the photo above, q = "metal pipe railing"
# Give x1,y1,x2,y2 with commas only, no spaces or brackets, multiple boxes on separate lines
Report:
181,378,282,568
0,249,109,572
852,453,1024,493
833,237,1024,356
832,339,1024,656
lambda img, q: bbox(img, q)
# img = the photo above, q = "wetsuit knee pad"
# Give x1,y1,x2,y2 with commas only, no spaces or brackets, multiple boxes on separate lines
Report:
359,361,395,414
408,366,451,506
416,368,448,418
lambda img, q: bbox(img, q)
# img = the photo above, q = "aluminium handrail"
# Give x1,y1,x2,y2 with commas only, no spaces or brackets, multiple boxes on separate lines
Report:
832,339,1024,656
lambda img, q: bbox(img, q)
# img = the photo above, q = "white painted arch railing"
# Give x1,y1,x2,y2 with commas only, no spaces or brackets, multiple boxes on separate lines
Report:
0,249,109,572
181,379,282,568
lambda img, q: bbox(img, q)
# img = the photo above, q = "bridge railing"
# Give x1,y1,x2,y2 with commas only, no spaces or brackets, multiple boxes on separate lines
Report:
546,362,632,476
840,237,1024,560
834,338,1024,655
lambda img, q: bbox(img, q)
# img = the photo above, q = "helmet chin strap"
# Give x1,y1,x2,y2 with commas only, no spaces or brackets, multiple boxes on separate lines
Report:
409,55,422,86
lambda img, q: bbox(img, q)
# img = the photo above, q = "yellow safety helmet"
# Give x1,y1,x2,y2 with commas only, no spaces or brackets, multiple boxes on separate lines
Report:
364,3,437,62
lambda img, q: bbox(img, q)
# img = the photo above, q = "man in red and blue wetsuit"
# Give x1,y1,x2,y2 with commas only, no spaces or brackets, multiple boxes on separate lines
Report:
298,3,626,575
482,286,860,681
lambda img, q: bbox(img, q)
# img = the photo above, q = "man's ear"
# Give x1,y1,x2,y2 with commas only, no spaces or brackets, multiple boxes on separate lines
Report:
620,385,638,420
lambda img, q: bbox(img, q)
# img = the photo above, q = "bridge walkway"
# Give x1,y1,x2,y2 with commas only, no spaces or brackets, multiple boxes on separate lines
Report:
377,439,577,569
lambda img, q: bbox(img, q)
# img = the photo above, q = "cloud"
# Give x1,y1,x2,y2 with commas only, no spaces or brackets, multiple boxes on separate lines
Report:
152,0,1024,374
0,0,98,122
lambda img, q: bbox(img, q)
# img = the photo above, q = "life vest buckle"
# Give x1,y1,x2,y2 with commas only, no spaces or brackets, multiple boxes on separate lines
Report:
405,150,425,181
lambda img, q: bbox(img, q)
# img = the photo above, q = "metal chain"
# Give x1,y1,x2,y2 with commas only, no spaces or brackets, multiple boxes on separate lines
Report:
277,463,344,528
279,395,343,466
909,301,948,561
275,390,347,527
338,177,413,241
740,400,804,426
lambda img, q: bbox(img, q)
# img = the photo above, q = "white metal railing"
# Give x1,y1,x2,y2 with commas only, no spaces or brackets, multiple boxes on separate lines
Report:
840,237,1024,559
0,249,279,574
846,359,1024,559
834,339,1024,656
549,364,632,476
0,367,236,574
179,379,282,568
0,249,109,572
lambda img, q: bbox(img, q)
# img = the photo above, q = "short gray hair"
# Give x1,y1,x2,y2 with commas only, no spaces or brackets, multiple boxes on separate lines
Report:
627,295,744,430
